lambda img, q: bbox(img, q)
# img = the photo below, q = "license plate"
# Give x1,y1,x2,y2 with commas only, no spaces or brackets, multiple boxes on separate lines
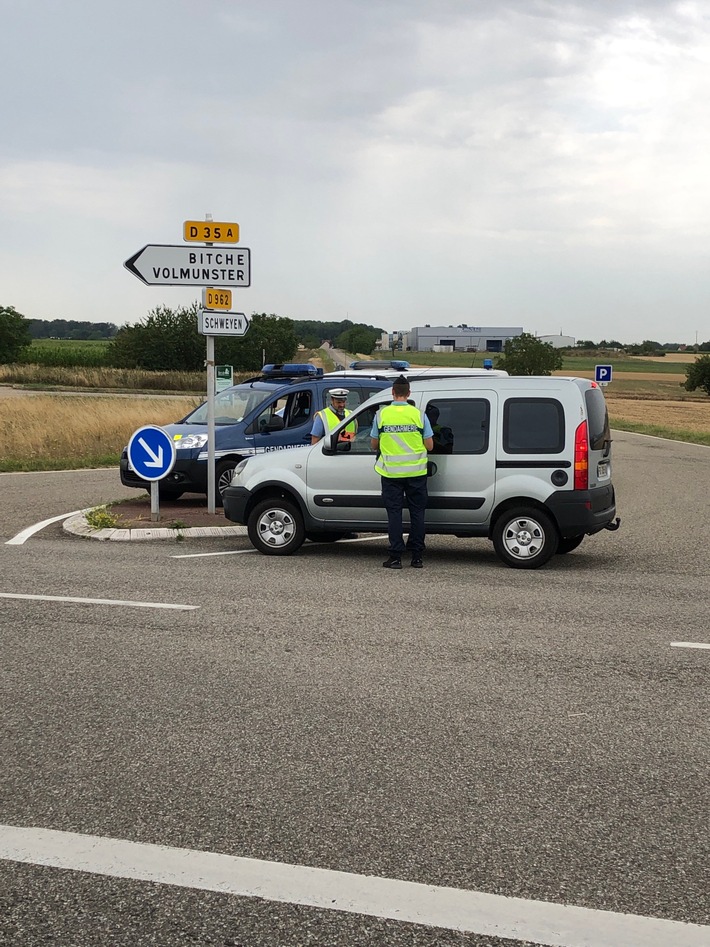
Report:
597,460,610,479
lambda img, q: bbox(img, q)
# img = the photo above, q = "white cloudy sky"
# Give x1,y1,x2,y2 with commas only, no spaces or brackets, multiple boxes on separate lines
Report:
2,0,710,344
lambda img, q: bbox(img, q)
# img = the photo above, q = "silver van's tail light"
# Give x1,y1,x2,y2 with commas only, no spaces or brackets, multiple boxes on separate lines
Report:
574,420,589,491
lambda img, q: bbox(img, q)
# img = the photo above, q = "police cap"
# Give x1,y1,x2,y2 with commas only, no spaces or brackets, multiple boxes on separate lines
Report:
329,388,349,399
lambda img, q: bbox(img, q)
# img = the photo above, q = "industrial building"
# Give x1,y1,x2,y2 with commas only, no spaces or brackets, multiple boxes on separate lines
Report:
537,334,576,349
378,325,524,354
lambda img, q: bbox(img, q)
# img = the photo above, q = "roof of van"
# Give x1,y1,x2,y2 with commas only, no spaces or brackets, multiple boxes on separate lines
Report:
327,367,509,380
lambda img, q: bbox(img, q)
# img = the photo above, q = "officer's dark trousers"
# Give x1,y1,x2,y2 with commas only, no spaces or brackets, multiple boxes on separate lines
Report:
381,475,428,557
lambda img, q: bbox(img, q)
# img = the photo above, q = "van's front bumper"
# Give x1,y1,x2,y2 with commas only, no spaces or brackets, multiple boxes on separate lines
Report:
222,486,251,524
546,484,617,537
119,452,207,493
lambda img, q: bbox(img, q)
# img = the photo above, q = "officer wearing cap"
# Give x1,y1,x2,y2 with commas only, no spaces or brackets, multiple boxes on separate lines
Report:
310,388,357,445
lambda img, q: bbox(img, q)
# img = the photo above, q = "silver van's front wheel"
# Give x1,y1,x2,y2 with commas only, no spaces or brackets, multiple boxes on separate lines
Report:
492,508,558,569
247,498,305,556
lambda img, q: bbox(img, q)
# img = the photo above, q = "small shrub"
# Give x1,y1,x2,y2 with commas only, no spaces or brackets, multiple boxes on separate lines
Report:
85,506,121,530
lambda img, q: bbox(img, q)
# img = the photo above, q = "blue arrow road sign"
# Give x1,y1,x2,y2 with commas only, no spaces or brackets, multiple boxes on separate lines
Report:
126,425,176,482
595,364,613,384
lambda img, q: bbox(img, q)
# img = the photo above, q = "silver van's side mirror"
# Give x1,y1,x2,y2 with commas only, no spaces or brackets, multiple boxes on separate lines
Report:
321,431,337,455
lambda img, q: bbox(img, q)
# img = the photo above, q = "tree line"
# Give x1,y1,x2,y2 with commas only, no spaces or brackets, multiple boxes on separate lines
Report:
2,305,709,395
0,304,384,371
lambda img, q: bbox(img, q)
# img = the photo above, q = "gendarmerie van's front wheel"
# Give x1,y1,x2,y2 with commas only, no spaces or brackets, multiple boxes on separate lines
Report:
248,498,305,556
216,460,240,504
492,508,558,569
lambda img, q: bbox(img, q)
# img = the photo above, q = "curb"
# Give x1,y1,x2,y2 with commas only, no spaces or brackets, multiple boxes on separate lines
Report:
63,512,248,542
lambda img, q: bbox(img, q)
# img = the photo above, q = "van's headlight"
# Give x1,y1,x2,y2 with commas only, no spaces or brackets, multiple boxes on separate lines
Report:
234,458,249,476
175,434,208,449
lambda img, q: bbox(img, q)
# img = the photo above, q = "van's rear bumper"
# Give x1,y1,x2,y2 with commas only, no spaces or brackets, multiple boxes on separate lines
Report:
546,485,617,537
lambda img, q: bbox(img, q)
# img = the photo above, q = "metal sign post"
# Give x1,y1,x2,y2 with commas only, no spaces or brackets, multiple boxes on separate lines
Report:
206,335,216,513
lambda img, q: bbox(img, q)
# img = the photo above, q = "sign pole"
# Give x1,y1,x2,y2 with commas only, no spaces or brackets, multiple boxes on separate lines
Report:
150,481,159,523
206,334,216,514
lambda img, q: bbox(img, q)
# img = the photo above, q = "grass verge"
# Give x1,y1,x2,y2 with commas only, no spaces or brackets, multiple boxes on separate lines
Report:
610,419,710,447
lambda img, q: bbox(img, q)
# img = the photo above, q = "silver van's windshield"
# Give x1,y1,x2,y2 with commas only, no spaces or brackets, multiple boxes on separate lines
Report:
184,387,272,425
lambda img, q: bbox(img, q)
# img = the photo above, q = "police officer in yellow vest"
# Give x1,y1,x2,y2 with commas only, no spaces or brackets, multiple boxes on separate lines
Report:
370,376,434,569
310,388,357,445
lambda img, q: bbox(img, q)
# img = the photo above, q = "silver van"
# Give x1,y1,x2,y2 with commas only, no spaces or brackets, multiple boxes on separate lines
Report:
223,374,620,568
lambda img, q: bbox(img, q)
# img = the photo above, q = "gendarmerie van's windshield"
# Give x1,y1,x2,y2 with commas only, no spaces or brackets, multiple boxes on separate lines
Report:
183,387,272,425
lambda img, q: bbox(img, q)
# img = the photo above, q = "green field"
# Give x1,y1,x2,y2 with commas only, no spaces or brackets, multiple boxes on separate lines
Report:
20,338,112,368
403,350,692,375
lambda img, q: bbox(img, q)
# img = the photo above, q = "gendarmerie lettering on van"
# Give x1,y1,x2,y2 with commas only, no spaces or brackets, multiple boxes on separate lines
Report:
222,374,620,568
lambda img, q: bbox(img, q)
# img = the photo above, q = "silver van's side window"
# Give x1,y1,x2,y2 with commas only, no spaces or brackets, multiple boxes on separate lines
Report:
503,398,564,453
425,399,490,454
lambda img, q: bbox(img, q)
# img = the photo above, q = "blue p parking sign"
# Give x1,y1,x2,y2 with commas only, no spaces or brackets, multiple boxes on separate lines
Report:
127,425,176,482
595,364,613,385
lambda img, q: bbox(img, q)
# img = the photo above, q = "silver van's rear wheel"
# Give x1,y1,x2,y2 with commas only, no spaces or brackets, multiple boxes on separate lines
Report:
248,498,305,556
493,508,558,569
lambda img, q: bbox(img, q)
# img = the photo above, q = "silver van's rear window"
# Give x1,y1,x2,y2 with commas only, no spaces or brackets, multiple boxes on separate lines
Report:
503,398,564,453
585,388,611,450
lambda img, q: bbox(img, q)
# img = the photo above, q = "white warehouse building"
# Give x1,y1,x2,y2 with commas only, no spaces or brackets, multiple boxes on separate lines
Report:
537,334,576,349
406,325,524,353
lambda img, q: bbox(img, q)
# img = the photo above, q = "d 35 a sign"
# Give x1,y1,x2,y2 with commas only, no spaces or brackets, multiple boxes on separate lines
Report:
183,220,239,243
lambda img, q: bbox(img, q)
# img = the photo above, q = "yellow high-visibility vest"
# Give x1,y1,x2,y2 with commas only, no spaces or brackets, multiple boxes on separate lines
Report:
318,406,356,440
374,403,428,478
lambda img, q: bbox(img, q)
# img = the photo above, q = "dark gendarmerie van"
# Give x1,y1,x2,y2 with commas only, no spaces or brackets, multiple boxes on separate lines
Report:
119,364,394,501
222,374,620,568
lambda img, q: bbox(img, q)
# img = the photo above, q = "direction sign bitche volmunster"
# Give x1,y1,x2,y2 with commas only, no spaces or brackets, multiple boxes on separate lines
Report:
126,425,176,482
124,245,251,288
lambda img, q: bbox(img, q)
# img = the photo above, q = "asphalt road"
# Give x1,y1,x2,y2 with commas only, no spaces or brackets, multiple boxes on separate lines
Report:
1,433,708,946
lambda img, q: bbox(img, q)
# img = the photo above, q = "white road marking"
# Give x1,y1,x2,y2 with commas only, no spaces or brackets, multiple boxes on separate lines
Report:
172,548,259,559
171,535,385,559
5,509,87,545
671,642,710,650
0,593,197,611
0,826,707,946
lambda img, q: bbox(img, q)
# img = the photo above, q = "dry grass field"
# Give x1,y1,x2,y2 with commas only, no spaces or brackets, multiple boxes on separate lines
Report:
0,395,197,470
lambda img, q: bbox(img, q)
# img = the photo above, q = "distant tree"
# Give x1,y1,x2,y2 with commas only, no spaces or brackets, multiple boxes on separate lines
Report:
0,305,32,363
576,340,597,349
697,340,710,352
497,332,564,376
108,303,205,371
26,318,118,340
336,325,379,355
291,319,384,349
218,313,297,370
107,305,297,373
683,355,710,397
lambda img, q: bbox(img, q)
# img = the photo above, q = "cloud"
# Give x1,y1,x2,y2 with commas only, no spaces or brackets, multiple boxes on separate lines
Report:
1,0,709,341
